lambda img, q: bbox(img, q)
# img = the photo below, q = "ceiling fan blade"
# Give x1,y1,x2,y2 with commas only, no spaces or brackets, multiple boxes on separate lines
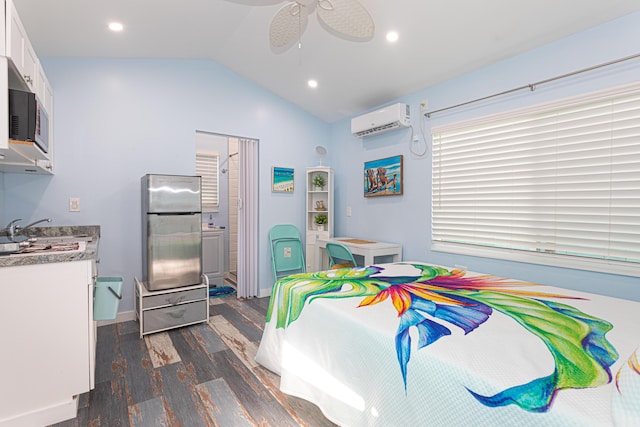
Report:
316,0,374,41
269,2,310,48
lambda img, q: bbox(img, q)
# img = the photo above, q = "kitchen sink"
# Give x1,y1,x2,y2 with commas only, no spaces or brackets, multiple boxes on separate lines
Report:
0,236,89,256
34,235,94,244
17,241,87,255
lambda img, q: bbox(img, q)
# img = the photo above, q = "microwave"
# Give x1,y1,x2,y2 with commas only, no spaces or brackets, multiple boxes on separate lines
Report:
8,89,49,153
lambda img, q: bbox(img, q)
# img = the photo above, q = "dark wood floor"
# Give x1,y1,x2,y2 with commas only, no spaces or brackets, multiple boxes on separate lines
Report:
52,293,337,427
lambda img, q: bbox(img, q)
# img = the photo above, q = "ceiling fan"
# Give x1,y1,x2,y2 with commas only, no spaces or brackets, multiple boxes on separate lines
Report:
269,0,375,49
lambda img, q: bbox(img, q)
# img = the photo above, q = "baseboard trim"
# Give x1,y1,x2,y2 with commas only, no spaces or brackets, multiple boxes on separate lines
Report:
259,287,272,298
96,310,136,327
0,395,78,427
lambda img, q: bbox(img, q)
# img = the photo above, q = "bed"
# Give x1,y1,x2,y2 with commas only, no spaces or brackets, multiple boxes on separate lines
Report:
255,262,640,426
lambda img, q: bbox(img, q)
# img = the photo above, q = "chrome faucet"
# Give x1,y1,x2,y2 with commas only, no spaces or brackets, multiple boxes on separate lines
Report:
5,218,52,241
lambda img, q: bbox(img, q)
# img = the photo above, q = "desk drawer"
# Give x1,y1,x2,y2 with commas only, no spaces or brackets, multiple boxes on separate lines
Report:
142,300,207,334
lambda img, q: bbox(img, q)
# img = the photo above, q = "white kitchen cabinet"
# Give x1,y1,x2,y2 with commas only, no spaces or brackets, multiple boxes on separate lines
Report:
0,0,55,174
37,64,54,113
305,167,334,271
0,259,97,426
203,228,225,287
6,0,37,91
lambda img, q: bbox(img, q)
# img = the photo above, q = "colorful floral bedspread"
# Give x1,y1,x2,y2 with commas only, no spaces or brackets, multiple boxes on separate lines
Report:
255,263,640,426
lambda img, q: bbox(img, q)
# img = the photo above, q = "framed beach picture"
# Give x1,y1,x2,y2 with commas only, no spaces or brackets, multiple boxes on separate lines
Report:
272,167,294,192
363,155,403,197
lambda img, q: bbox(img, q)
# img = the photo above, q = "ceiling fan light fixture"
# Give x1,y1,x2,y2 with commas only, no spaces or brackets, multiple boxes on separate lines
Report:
316,0,374,40
270,2,310,48
269,0,374,49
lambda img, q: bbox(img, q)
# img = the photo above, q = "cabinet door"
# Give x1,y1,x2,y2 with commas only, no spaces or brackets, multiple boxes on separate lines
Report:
0,261,93,422
203,231,224,278
6,0,37,89
7,3,25,74
22,40,38,90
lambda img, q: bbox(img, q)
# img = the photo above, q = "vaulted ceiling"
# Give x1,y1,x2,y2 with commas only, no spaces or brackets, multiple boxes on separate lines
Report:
13,0,640,122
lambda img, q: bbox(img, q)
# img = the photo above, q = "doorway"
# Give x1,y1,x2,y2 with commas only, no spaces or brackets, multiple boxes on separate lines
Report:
196,131,259,297
225,137,239,282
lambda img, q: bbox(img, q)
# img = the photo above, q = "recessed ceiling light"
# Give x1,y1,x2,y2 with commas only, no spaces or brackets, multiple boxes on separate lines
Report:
386,31,399,43
108,22,124,32
308,79,318,88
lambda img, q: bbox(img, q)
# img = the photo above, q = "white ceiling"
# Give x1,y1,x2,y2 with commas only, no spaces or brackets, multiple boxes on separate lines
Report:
12,0,640,123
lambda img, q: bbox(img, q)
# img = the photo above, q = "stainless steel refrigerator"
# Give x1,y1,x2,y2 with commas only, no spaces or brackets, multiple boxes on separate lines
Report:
141,174,202,291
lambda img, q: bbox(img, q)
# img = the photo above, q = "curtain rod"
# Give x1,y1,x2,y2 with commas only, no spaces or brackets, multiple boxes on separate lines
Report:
424,52,640,118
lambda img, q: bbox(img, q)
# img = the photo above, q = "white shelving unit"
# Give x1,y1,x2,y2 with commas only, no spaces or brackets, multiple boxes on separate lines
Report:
305,166,333,271
134,278,209,338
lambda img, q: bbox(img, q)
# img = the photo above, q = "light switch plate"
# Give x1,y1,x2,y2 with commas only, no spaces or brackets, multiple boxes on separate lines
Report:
69,197,81,212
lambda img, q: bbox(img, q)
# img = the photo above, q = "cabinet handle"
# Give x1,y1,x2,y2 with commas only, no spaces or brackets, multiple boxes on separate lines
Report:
168,295,186,305
167,308,187,319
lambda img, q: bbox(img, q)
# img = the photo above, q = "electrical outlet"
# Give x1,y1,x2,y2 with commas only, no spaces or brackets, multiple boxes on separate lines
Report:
69,197,81,212
346,207,352,217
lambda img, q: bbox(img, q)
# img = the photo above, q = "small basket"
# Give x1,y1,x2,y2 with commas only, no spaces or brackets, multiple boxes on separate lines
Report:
94,277,123,320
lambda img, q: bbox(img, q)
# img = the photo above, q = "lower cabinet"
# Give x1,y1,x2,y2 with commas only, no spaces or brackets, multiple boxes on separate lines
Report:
135,278,209,338
202,228,225,287
0,260,96,426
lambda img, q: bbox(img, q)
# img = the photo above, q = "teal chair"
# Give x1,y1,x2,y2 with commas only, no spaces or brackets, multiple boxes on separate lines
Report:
269,224,306,281
325,242,358,269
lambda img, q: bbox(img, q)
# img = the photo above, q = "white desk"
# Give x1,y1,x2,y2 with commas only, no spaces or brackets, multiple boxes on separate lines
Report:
314,237,402,271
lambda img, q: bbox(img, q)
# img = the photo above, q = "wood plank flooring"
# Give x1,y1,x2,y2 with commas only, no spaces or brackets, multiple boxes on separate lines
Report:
52,294,337,427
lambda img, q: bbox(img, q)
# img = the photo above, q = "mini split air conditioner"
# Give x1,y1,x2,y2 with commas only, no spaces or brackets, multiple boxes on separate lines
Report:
351,103,411,137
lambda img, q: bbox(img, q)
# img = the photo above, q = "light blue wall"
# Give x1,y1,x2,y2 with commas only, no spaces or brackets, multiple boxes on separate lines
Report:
3,12,639,314
3,59,329,310
330,11,640,301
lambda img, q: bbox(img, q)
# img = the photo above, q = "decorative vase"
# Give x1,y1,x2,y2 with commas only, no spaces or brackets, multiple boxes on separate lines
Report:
316,224,325,231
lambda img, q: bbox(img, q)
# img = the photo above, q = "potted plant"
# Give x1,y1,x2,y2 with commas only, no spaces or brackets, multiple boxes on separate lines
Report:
314,213,328,231
313,174,326,190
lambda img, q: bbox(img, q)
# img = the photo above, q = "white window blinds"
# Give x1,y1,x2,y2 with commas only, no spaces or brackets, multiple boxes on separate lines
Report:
196,151,219,211
431,83,640,276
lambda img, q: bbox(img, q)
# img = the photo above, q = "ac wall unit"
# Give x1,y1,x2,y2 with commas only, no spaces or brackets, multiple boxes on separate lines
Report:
351,103,411,137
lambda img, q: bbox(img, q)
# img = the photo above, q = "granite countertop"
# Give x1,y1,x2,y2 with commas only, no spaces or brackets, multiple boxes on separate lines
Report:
0,225,100,268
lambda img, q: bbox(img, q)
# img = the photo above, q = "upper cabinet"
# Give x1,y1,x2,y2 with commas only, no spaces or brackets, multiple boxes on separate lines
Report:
7,2,37,92
0,0,55,174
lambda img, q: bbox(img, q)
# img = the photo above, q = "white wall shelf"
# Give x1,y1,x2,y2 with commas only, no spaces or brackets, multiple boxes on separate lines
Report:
305,166,333,271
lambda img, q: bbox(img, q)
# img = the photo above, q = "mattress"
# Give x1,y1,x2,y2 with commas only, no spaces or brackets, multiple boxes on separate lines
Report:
255,262,640,426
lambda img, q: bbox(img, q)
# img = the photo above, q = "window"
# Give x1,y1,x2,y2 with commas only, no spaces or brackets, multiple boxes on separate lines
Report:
196,151,219,211
431,82,640,277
